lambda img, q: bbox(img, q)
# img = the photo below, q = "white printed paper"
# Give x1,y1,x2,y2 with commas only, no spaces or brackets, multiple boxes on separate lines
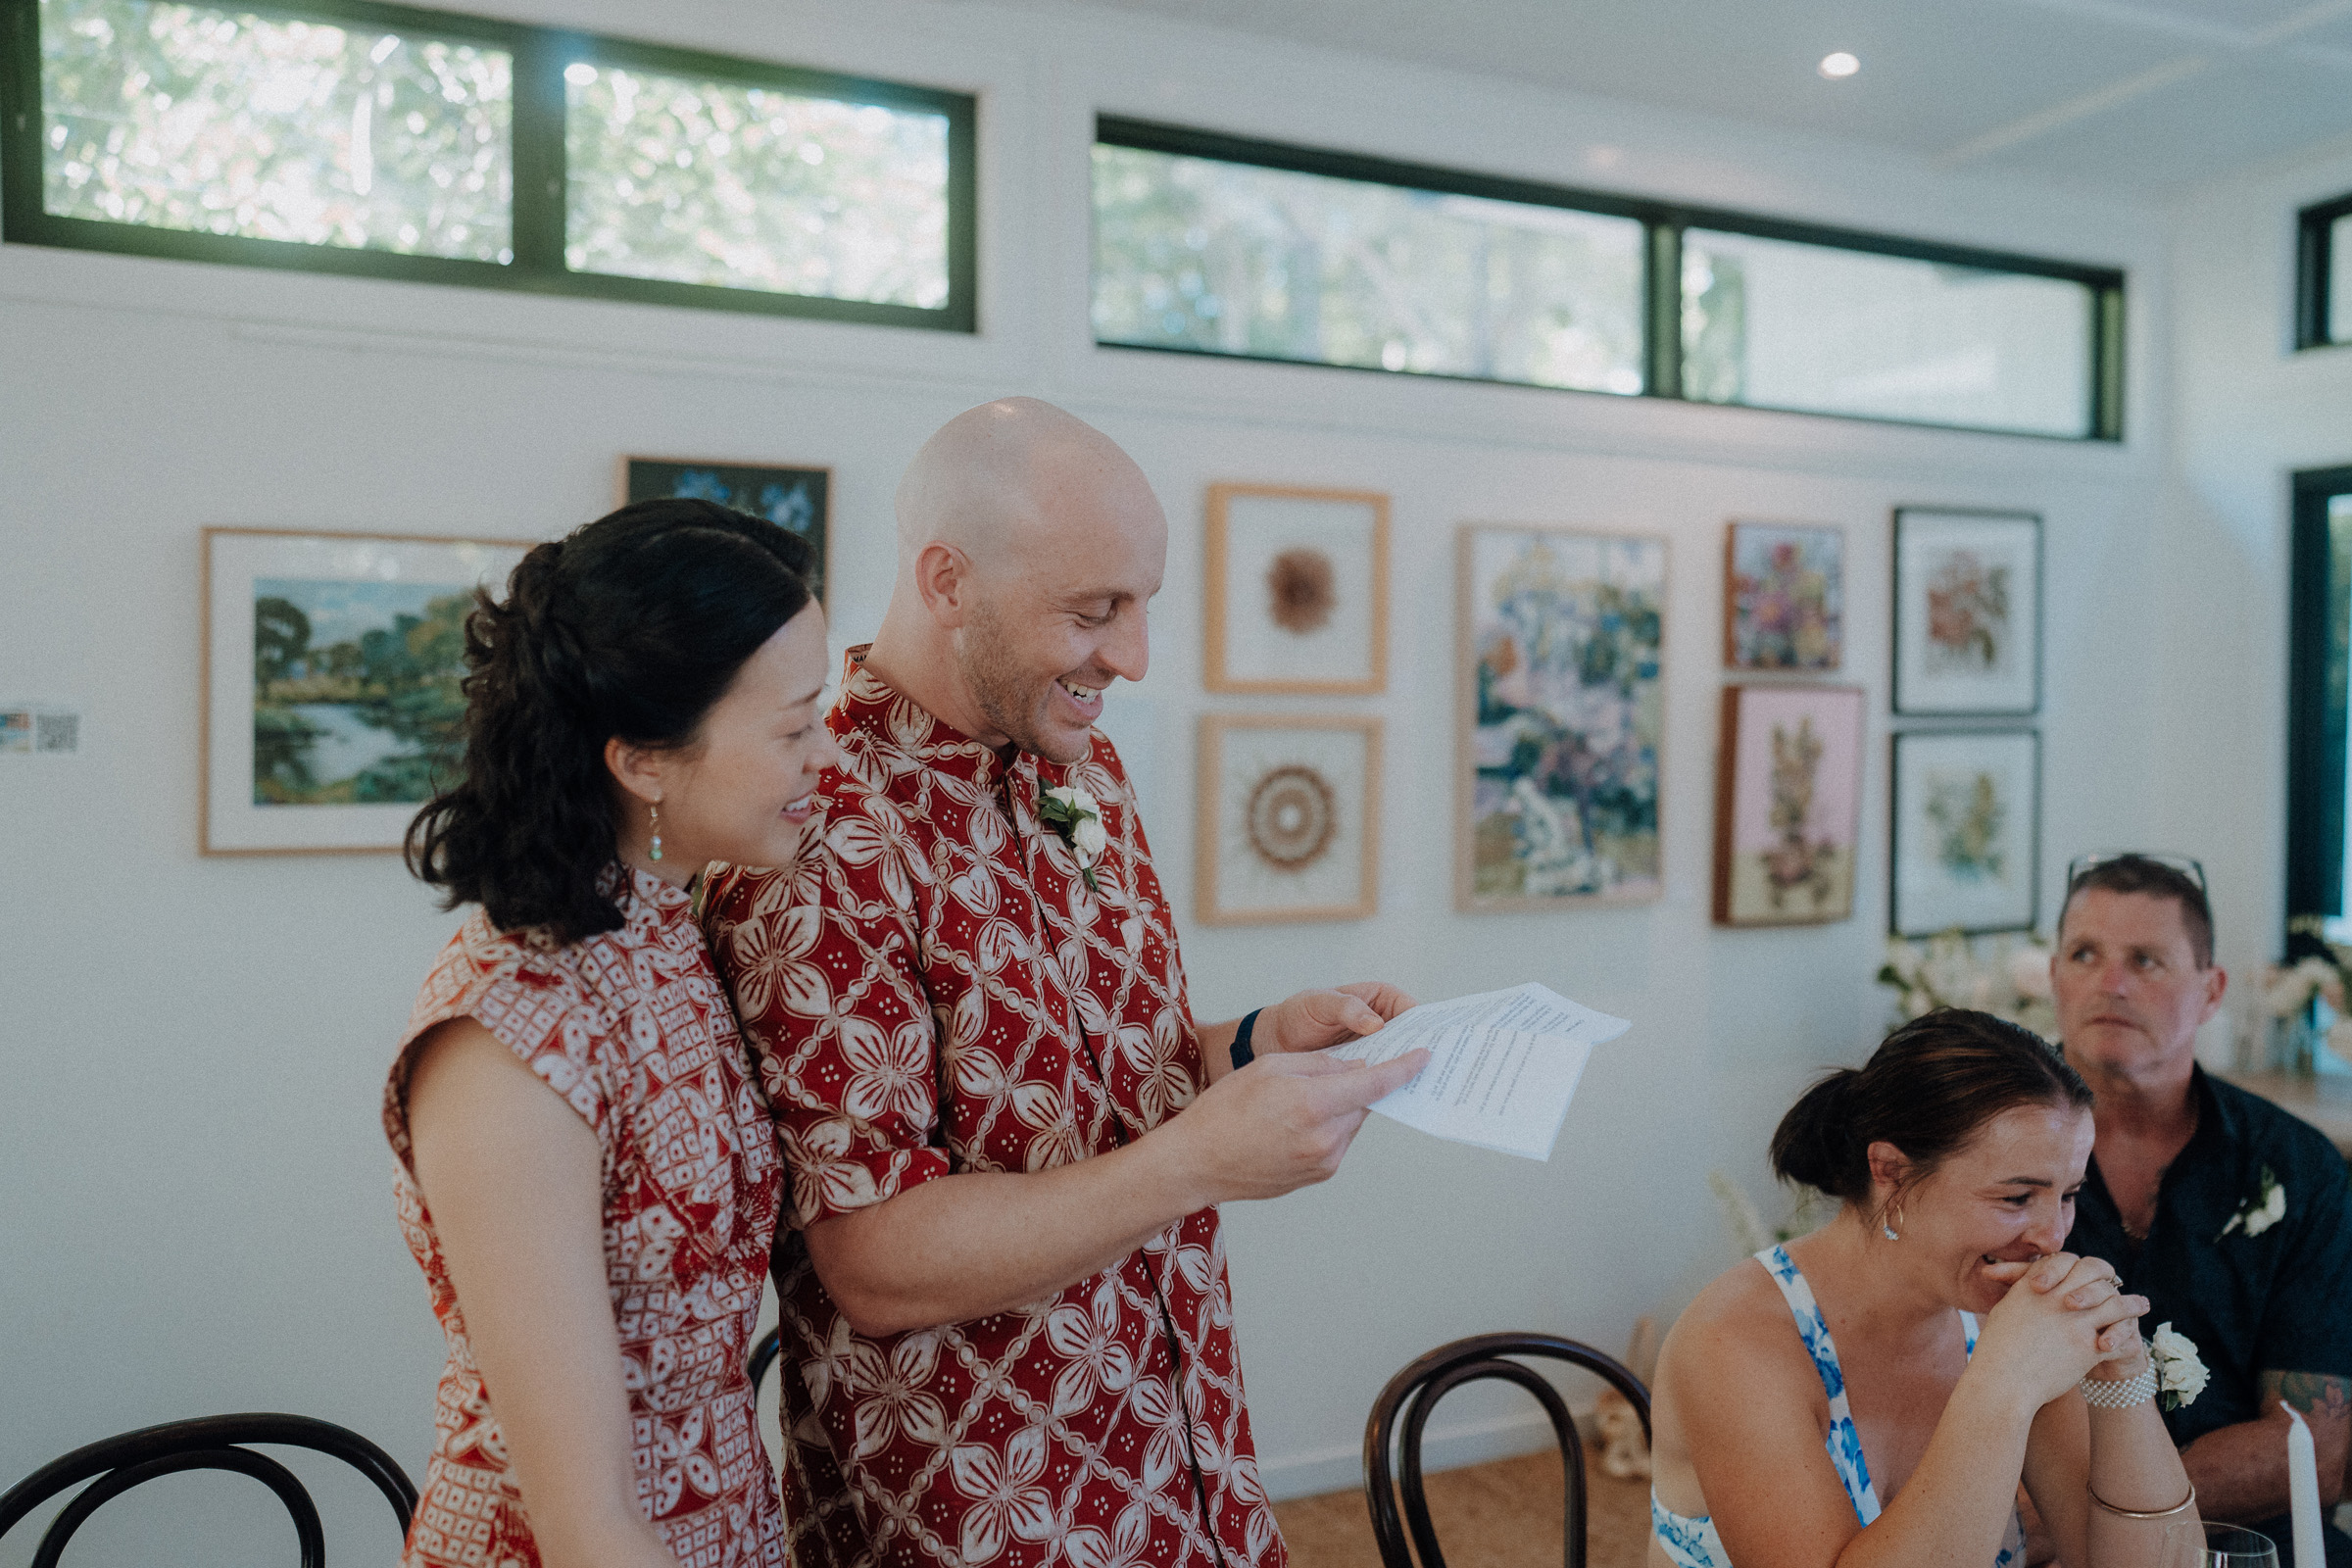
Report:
1328,982,1627,1160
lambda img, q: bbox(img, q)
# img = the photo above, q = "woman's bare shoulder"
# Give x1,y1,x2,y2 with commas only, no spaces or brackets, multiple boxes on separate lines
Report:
1659,1256,1811,1388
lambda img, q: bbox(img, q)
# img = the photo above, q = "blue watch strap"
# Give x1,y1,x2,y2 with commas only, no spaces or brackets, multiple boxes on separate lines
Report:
1231,1008,1262,1071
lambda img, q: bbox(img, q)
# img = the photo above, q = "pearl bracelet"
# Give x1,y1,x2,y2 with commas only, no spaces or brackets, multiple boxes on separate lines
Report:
2079,1363,2159,1409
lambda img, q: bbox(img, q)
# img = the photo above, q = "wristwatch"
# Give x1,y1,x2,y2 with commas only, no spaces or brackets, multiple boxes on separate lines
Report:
1230,1008,1262,1072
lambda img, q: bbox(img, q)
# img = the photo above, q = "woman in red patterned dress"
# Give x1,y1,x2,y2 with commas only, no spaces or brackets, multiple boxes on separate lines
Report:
385,499,834,1568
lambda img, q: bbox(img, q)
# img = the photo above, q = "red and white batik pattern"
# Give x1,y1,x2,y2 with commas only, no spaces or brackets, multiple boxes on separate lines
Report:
384,867,786,1568
704,652,1284,1568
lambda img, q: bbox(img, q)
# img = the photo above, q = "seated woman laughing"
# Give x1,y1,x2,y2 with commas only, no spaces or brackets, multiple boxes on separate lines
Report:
1648,1010,2199,1568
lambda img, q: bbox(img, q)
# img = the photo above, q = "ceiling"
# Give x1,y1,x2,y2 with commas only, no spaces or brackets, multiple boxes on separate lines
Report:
1057,0,2352,193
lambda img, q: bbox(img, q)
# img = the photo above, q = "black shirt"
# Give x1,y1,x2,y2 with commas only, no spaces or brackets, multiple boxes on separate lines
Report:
2068,1065,2352,1565
2071,1067,2352,1441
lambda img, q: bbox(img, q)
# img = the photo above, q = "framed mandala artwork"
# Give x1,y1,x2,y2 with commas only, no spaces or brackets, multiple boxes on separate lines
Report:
1203,483,1389,695
1195,714,1382,924
1725,521,1842,671
622,457,829,603
1892,507,2041,716
203,527,532,855
1457,524,1666,912
1889,728,2041,936
1712,685,1866,927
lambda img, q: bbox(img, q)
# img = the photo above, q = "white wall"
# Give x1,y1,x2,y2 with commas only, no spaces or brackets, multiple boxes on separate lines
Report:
2156,143,2352,990
1,1,2186,1559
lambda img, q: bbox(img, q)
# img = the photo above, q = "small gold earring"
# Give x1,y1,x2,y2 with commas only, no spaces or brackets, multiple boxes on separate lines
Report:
649,803,663,862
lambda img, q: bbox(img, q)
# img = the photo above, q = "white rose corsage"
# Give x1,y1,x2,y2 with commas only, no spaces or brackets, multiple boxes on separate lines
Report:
1040,784,1107,892
2218,1165,2285,1241
2148,1322,2210,1411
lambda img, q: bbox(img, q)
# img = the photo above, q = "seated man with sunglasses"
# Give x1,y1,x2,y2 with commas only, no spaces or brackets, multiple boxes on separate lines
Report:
2048,853,2352,1566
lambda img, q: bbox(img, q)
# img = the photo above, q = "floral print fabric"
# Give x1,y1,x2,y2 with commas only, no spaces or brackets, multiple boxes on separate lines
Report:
1651,1247,2021,1568
703,651,1282,1568
383,867,786,1568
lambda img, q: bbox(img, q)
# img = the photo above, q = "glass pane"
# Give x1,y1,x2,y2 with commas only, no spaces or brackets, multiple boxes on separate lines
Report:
565,65,951,309
39,0,512,260
1681,229,2093,438
2331,215,2351,344
1091,144,1645,395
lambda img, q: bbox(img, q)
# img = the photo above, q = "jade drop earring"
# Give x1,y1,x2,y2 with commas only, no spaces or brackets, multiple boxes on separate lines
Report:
649,803,663,862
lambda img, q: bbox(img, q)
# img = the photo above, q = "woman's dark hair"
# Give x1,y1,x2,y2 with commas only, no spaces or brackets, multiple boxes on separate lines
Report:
1770,1009,2092,1207
406,499,816,942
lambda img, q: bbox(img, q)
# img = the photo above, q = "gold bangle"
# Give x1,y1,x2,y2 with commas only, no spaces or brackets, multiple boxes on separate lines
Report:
2088,1481,2196,1520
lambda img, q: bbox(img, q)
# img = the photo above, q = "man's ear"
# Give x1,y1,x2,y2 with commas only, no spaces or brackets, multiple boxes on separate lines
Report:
605,735,664,808
911,541,974,627
2200,962,2229,1026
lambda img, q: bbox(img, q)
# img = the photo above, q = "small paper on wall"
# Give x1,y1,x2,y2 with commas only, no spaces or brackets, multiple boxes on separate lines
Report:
0,700,82,756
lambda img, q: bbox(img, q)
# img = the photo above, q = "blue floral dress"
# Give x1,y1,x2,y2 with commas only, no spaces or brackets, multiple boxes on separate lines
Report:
1651,1246,2025,1568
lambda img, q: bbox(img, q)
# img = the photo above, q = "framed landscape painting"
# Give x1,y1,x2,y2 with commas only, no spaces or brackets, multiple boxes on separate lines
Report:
1713,685,1866,926
1204,483,1389,694
1892,508,2041,715
203,528,531,855
1196,713,1381,925
1457,524,1666,911
1725,521,1842,670
622,457,829,603
1889,728,2041,936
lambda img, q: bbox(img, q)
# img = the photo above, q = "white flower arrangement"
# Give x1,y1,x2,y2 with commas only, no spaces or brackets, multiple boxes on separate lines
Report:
1039,784,1107,892
2218,1165,2286,1241
1877,929,2058,1040
2148,1322,2210,1411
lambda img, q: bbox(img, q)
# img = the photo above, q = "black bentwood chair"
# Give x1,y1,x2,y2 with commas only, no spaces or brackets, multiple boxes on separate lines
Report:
1362,1333,1651,1568
0,1413,416,1568
749,1324,784,1402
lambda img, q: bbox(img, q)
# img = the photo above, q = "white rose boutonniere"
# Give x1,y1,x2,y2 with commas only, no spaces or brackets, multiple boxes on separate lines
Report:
1040,784,1107,892
2148,1322,2210,1411
2218,1165,2286,1241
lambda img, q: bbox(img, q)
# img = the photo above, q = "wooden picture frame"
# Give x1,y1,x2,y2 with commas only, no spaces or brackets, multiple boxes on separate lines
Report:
1203,483,1389,694
1889,728,2042,936
1891,507,2042,716
1712,684,1867,926
1196,713,1382,924
621,456,830,603
1456,523,1667,912
1724,520,1843,671
202,527,532,855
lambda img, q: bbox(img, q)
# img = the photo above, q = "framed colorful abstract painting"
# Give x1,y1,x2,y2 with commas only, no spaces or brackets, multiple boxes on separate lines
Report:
622,457,829,603
1889,728,2041,936
1725,521,1842,670
1892,508,2041,716
203,528,531,854
1196,713,1381,924
1203,483,1389,694
1456,524,1666,911
1713,685,1866,927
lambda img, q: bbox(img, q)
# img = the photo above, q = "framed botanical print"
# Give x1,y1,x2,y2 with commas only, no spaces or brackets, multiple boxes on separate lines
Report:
1457,524,1666,911
622,457,829,603
1713,685,1867,926
203,528,532,855
1725,521,1842,671
1203,483,1389,694
1892,508,2041,716
1196,713,1381,924
1889,728,2041,936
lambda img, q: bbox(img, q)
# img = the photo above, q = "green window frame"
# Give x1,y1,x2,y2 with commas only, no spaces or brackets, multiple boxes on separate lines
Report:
0,0,977,330
2297,191,2352,352
1095,117,2126,442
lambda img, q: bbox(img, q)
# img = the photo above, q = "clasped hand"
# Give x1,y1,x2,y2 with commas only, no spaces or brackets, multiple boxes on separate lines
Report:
1974,1250,2152,1407
1173,983,1427,1205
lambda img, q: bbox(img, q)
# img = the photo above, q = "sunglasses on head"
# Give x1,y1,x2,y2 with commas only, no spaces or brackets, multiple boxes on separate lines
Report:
2064,851,2207,893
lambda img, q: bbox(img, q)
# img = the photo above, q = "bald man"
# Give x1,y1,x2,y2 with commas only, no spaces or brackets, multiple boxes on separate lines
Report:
704,399,1426,1568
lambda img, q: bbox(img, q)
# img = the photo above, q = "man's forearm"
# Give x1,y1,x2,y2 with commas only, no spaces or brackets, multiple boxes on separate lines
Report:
803,1129,1207,1338
2182,1373,2350,1523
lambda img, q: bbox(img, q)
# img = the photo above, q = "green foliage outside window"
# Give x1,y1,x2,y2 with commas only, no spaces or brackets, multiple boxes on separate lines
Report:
38,0,511,258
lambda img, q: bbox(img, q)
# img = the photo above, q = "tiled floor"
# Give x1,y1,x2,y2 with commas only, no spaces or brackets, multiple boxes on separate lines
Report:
1273,1446,1651,1568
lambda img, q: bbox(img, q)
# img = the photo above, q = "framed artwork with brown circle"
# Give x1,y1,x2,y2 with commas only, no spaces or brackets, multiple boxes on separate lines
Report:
1196,713,1382,924
1203,483,1389,694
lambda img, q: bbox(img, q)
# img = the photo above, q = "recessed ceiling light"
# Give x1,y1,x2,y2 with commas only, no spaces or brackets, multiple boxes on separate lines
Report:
1818,51,1860,79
